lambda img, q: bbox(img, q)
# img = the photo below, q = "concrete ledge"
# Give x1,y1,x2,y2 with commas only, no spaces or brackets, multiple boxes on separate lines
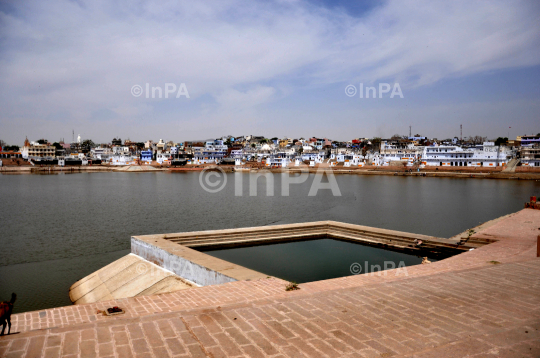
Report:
131,236,269,286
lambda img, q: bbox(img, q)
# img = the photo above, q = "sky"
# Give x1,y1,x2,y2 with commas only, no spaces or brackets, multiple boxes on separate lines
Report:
1,0,539,145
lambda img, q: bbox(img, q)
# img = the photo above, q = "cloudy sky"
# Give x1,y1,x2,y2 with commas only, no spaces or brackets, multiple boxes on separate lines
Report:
1,0,539,145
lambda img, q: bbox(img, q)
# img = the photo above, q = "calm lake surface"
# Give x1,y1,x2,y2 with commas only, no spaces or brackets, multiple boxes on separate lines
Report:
0,172,538,313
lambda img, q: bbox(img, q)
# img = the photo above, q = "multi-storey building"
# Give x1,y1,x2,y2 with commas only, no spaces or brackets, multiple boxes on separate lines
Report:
192,140,228,164
90,147,113,161
518,135,540,146
520,147,540,167
421,142,511,167
21,140,55,159
378,141,423,166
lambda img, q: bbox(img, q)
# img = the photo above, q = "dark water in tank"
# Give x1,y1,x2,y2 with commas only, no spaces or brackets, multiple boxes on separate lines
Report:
201,238,438,284
0,171,538,313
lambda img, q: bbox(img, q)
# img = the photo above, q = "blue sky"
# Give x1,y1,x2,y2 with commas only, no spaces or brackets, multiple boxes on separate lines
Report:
0,0,539,144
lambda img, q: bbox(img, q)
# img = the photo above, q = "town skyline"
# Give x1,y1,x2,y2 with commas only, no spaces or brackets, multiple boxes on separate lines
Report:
2,131,536,149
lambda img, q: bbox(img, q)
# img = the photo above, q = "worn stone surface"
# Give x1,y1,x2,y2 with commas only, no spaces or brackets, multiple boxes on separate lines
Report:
2,209,539,357
69,254,193,305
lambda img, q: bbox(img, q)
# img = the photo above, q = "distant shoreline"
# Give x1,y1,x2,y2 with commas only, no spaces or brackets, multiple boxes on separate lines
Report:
2,164,539,180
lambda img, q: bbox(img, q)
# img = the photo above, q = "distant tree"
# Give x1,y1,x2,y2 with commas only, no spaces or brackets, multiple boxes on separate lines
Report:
494,137,508,146
469,136,484,145
361,147,368,158
4,145,19,151
371,137,382,151
37,139,48,145
52,142,63,150
80,139,96,153
536,133,540,136
393,134,408,142
0,139,6,148
81,139,96,148
251,143,256,148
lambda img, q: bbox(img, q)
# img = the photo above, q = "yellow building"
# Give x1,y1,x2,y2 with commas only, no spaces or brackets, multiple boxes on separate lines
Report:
22,138,55,158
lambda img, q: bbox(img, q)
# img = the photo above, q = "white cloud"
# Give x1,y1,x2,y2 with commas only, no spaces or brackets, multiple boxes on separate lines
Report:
216,86,276,109
0,0,539,142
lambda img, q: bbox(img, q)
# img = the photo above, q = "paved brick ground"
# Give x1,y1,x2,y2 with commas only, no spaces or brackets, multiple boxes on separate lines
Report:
7,279,291,335
2,209,539,357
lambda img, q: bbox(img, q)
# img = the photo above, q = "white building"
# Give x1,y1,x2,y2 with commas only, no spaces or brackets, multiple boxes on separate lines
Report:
519,147,540,167
192,140,229,164
421,143,510,167
91,147,113,161
266,151,295,167
110,155,136,165
112,146,130,155
378,141,423,166
156,152,171,164
156,139,167,153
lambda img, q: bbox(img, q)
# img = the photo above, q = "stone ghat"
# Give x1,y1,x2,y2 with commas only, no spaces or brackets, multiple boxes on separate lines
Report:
127,220,484,296
70,219,491,306
147,220,484,255
1,209,539,358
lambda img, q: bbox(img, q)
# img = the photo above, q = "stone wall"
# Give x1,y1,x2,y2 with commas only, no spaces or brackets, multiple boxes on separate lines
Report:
131,237,239,286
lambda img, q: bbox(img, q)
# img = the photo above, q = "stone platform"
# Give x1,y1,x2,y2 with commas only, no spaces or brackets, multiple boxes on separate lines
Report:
1,209,539,357
71,219,484,305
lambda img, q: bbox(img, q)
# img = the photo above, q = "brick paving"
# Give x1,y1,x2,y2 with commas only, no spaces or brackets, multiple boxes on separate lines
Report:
8,279,291,335
1,209,540,357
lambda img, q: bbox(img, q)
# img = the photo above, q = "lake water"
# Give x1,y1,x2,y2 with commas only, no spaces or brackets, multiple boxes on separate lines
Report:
0,171,538,313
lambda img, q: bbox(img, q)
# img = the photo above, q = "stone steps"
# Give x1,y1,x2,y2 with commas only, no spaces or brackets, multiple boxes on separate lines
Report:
177,231,328,248
171,223,475,257
168,225,328,244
